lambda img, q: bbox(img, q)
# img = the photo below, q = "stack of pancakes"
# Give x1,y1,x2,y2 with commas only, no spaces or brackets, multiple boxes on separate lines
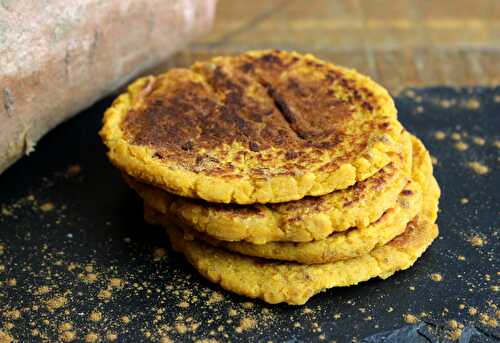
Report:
100,50,440,305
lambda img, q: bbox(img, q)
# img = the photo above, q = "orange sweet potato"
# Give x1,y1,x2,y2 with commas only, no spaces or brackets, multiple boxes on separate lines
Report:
0,0,216,173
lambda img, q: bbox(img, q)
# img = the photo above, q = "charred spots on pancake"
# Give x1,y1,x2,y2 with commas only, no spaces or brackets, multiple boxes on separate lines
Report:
372,209,391,225
286,78,307,97
122,77,218,153
245,50,299,74
324,69,343,83
401,189,413,196
285,151,300,160
258,51,284,66
249,142,260,152
181,141,193,151
342,199,356,208
209,65,248,92
153,152,164,160
192,154,221,173
378,122,391,130
277,195,325,213
240,62,255,73
367,170,389,191
248,111,263,123
264,83,317,141
220,105,247,131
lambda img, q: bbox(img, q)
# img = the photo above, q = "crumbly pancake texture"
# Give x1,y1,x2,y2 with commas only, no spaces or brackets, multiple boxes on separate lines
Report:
145,179,421,264
101,50,403,204
127,132,413,244
145,138,440,305
162,211,438,306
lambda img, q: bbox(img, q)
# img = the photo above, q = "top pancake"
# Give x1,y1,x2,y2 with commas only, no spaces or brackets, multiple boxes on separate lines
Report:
100,50,402,204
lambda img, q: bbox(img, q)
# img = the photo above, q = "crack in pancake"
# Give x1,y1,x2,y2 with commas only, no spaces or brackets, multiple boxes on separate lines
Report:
100,50,402,204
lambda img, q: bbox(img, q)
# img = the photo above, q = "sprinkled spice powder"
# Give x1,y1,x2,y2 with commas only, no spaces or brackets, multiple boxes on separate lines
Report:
0,90,498,342
468,162,490,175
430,273,443,282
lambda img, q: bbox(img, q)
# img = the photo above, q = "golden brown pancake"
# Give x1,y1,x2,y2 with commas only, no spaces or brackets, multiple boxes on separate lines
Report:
101,50,403,204
143,136,439,305
126,132,413,244
145,178,421,264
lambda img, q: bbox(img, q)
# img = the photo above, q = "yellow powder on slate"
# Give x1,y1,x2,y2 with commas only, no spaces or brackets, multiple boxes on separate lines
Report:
207,292,224,305
1,208,12,217
80,273,98,283
480,313,498,327
469,235,485,247
468,307,478,316
46,296,67,311
454,142,468,151
109,278,123,288
303,308,313,314
60,331,77,342
120,316,130,324
89,311,102,322
59,322,73,332
98,289,112,300
235,317,256,333
403,314,418,324
106,332,118,341
40,202,55,212
160,337,173,343
85,332,99,343
153,248,167,261
178,301,189,309
0,331,13,343
65,164,82,177
431,273,443,282
448,320,463,330
241,302,254,309
494,140,500,149
175,323,187,334
451,132,461,141
472,137,486,146
36,286,51,295
228,308,238,317
457,255,466,261
440,99,452,108
434,131,446,140
468,162,490,175
464,99,480,109
448,328,462,341
4,310,20,320
7,279,16,287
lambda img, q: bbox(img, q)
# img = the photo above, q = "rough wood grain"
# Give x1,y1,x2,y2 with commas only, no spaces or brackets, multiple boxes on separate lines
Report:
166,0,500,94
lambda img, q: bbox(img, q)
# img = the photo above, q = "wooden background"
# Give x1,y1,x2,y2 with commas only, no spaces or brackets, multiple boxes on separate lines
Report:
165,0,500,94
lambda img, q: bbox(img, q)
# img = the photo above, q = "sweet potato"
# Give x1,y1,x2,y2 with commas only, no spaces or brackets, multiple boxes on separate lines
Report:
0,0,216,173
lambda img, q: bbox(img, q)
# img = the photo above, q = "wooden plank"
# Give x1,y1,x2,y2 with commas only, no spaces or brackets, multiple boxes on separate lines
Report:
177,0,500,92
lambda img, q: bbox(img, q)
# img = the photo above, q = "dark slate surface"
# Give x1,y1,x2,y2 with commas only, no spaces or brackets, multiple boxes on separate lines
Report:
0,87,498,342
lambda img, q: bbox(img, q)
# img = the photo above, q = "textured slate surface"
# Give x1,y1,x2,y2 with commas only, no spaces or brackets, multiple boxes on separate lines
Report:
0,87,498,342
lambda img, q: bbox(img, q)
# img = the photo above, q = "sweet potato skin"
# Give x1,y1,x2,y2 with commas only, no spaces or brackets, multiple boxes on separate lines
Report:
0,0,216,173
